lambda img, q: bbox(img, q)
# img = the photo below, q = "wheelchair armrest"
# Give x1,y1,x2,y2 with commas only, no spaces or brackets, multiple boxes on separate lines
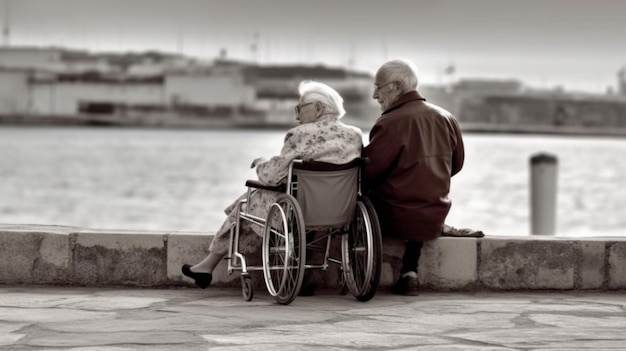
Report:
245,180,286,192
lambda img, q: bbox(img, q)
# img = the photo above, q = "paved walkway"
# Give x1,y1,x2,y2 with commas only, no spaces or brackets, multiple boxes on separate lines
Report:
1,286,625,350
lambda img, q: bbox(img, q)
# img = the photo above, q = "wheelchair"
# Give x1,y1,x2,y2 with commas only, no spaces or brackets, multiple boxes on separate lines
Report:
225,157,382,305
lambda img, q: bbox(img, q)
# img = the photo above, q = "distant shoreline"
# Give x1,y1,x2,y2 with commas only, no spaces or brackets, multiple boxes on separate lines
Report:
2,115,626,137
460,122,626,138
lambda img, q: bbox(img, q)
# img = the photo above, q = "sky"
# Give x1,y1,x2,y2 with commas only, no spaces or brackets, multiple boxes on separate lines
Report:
2,0,626,93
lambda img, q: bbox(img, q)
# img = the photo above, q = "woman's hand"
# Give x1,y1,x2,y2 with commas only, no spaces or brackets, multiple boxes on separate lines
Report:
250,157,267,168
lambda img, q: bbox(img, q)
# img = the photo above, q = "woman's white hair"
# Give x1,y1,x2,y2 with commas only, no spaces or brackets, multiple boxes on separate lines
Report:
298,80,346,119
379,58,419,94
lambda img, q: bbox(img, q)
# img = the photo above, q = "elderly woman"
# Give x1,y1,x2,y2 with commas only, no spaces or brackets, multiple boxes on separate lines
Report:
182,80,363,290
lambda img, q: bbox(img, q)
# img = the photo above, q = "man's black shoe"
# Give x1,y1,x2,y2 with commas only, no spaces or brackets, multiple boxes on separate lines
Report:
393,272,420,296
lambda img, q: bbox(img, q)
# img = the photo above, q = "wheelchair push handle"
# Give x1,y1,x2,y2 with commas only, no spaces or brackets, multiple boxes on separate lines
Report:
291,157,370,171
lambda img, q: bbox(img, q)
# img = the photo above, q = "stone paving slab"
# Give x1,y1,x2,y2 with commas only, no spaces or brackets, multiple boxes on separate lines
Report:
0,286,625,350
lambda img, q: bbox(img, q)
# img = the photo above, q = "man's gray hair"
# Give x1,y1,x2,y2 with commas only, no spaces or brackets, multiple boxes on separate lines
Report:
298,80,346,119
379,58,419,94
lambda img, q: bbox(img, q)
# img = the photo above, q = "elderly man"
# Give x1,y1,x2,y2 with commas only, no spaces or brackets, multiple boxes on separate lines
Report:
363,59,465,295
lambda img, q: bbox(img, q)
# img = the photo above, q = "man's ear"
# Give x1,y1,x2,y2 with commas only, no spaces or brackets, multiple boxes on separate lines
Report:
393,80,401,91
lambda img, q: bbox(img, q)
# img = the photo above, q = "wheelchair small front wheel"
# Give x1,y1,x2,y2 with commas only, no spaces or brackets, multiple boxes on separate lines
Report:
241,275,254,301
262,194,306,305
337,267,349,296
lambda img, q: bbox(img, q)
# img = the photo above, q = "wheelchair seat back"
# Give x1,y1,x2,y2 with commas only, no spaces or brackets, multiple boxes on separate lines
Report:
292,159,360,227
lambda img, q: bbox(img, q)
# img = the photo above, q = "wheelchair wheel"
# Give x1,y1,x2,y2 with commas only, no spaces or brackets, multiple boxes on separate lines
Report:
262,194,306,305
241,275,254,301
341,196,382,302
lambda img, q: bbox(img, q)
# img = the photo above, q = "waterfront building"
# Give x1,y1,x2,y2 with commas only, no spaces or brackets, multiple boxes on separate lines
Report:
421,78,626,135
0,46,65,71
0,46,375,127
0,68,29,115
460,90,626,134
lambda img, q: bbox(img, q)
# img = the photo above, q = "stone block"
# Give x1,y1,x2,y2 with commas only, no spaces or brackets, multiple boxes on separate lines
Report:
380,237,478,290
608,241,626,289
381,236,405,285
379,261,396,288
480,237,576,290
166,232,210,282
0,225,74,284
73,230,167,286
419,237,478,290
576,240,606,289
0,230,41,284
32,232,72,284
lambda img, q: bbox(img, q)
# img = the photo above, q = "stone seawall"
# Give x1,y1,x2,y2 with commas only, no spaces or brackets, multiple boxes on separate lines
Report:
1,224,625,291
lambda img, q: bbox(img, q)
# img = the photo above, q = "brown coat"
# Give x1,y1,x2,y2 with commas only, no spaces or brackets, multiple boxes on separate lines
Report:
363,91,464,241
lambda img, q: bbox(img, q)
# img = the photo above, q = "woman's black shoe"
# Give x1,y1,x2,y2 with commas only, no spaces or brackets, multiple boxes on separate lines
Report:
181,264,212,289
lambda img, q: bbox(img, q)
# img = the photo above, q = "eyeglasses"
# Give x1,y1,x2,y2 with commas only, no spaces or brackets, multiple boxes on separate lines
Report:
373,81,395,91
294,102,314,115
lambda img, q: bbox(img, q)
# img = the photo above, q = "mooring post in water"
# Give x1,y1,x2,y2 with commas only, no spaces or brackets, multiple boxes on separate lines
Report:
530,152,558,235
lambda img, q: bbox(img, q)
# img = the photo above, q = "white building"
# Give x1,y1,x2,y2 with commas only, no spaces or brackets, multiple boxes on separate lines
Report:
29,72,165,115
0,46,63,71
0,46,257,121
0,68,30,114
165,69,255,107
0,46,374,126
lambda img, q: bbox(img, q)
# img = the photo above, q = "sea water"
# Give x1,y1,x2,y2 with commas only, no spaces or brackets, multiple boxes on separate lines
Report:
1,126,624,237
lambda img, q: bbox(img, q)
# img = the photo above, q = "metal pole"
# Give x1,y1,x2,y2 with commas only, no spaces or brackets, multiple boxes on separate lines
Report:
530,152,558,235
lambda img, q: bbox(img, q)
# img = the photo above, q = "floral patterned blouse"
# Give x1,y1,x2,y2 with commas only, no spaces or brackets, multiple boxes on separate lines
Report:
256,115,363,185
208,115,363,255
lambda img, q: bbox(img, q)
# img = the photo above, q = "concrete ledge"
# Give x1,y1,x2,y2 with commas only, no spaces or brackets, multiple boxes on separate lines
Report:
1,224,625,291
